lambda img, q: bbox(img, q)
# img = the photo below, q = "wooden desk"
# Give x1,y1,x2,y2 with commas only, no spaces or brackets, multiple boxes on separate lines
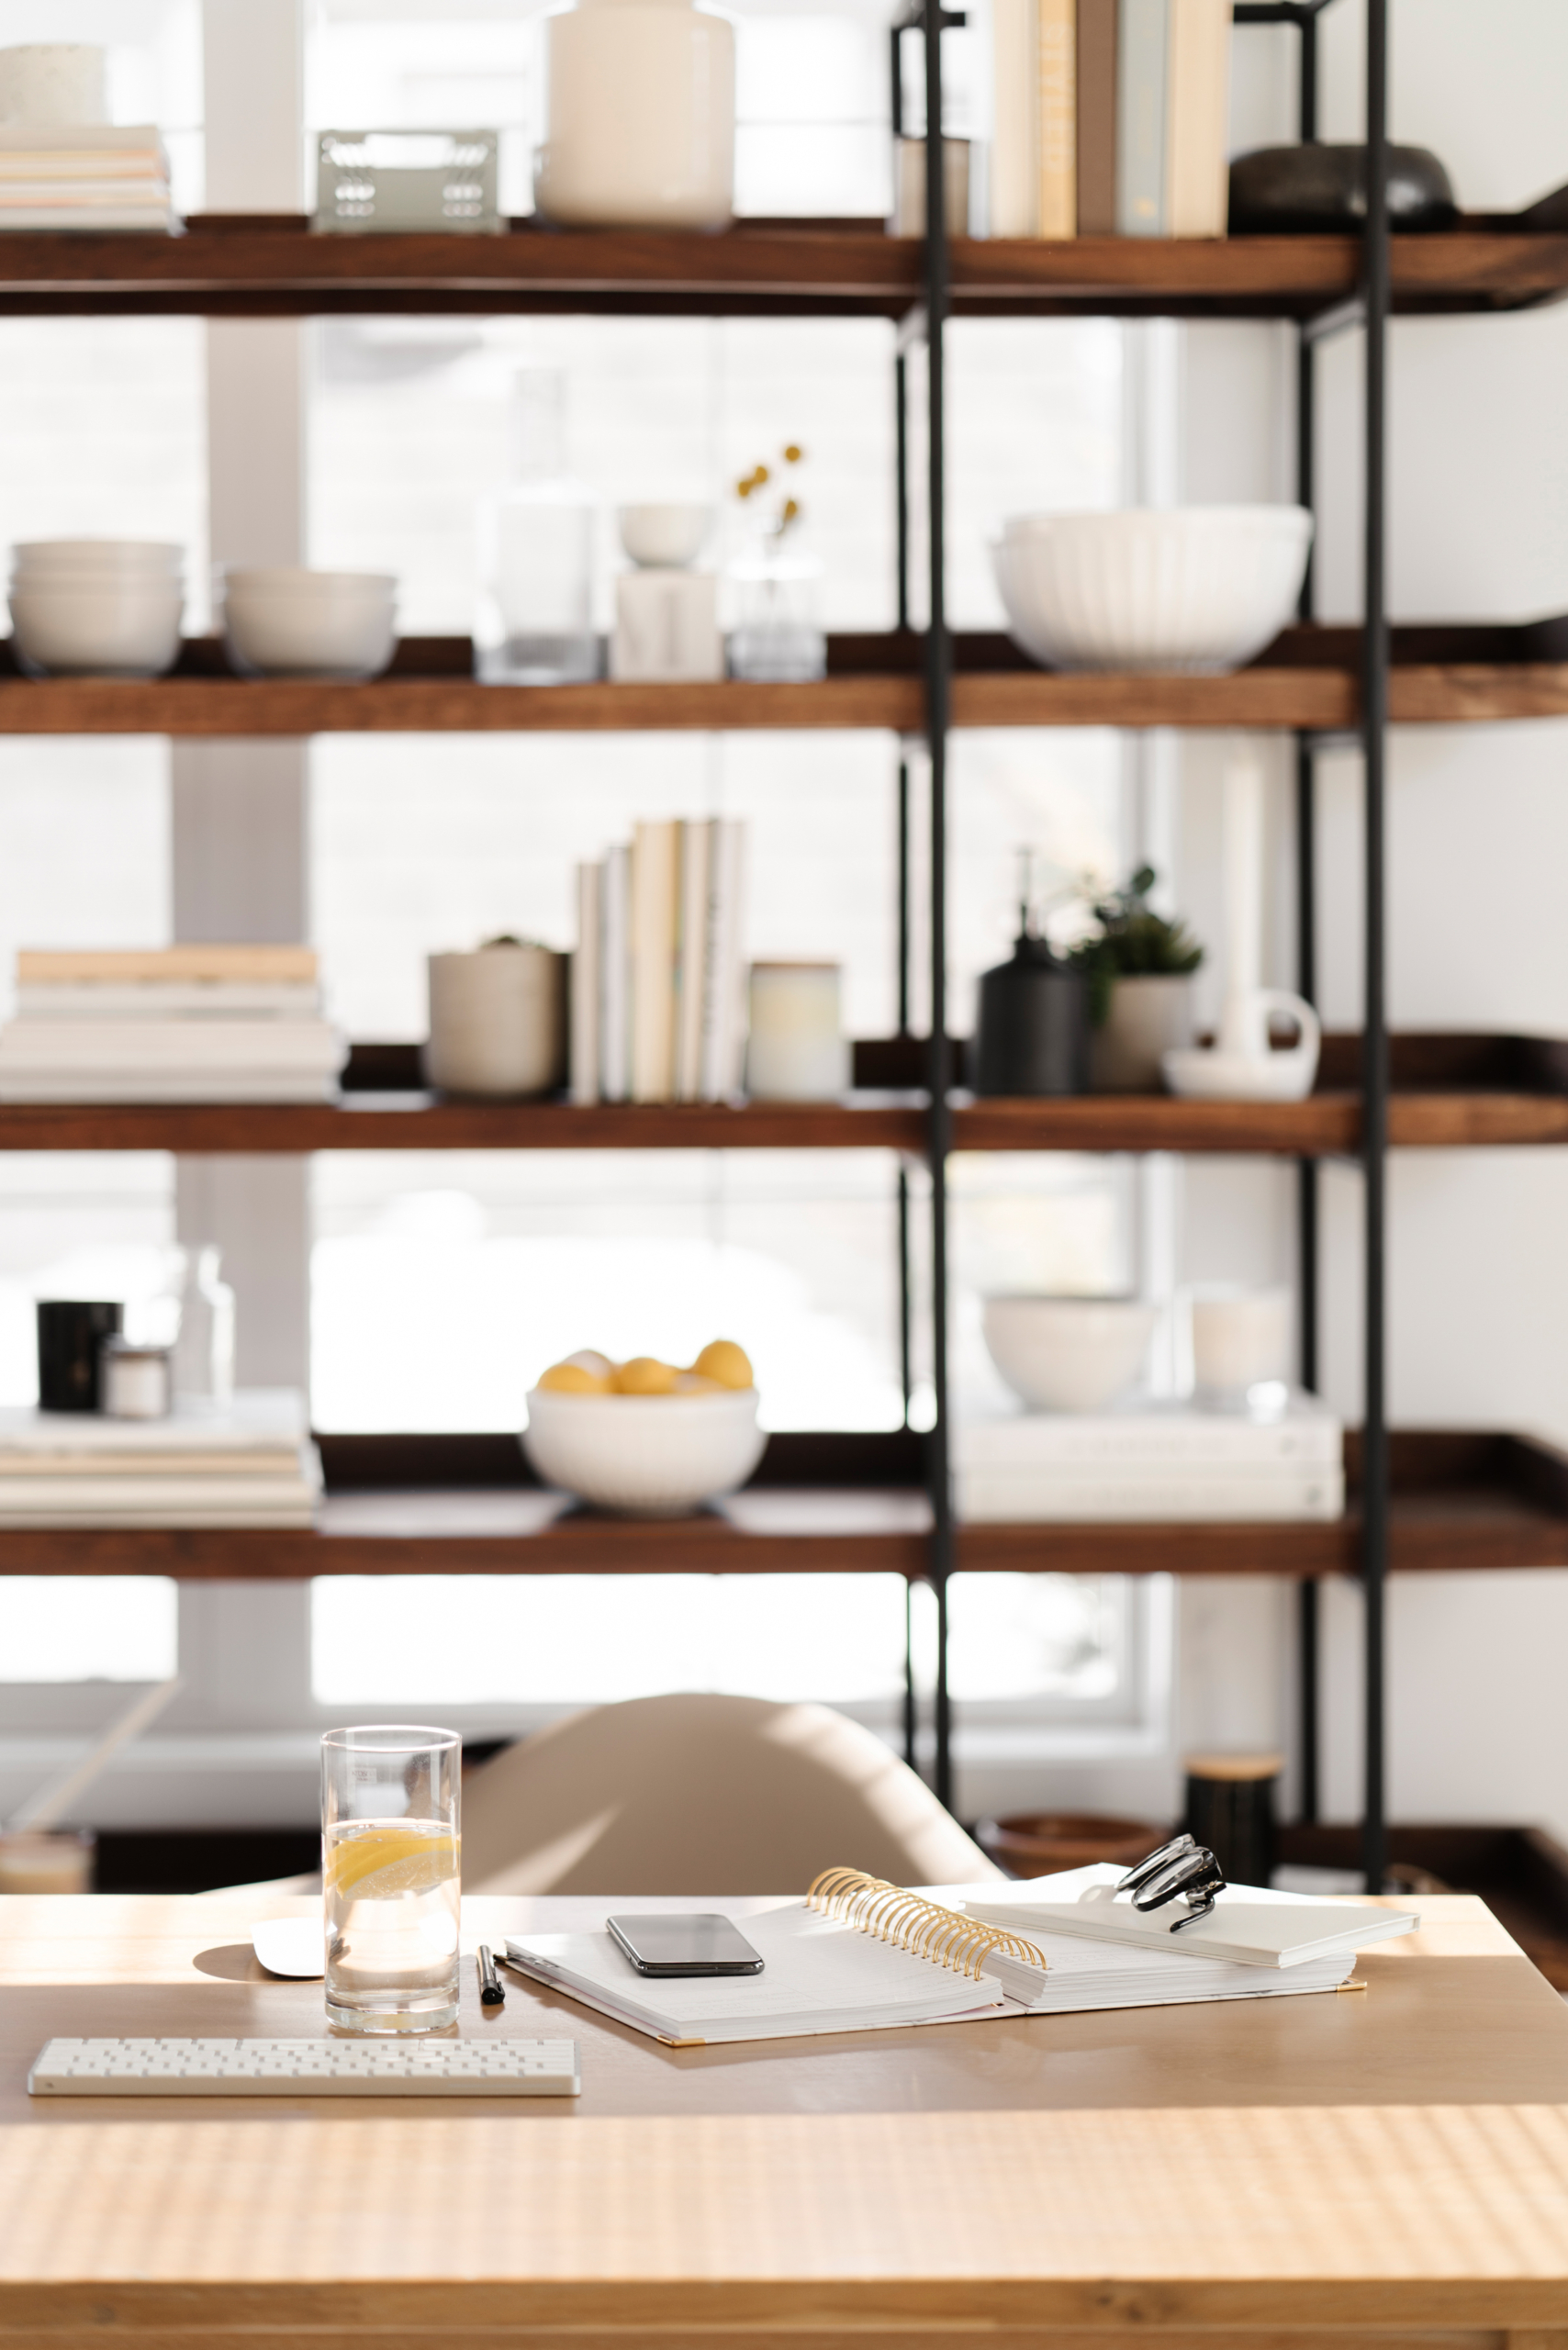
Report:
0,1892,1565,2348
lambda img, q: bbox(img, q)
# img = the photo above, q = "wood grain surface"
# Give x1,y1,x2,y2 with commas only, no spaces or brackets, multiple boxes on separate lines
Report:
0,1895,1564,2344
0,220,1561,322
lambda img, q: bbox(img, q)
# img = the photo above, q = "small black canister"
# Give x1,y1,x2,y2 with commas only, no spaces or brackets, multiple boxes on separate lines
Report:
37,1300,123,1413
1184,1751,1282,1888
972,929,1089,1096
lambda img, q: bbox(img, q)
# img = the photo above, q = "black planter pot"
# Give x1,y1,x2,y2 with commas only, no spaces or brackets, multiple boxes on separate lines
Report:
971,933,1089,1097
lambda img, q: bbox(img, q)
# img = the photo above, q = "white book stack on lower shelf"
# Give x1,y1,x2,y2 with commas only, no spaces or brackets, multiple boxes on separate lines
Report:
0,1390,320,1528
955,1391,1345,1521
0,948,346,1103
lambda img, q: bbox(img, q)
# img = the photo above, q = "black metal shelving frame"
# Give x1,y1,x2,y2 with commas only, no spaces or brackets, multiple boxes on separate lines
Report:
907,0,1393,1874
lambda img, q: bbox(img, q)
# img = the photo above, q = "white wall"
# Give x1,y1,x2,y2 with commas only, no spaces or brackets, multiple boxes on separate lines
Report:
984,0,1568,1841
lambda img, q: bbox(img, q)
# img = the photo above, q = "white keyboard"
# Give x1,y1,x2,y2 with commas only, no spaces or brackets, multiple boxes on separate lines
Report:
28,2037,580,2098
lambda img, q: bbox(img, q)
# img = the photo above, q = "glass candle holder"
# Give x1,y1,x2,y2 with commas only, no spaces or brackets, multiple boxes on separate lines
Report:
321,1724,461,2034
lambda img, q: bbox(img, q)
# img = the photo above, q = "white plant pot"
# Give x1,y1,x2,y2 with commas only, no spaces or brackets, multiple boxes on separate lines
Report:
534,0,734,231
424,945,566,1098
1090,974,1194,1092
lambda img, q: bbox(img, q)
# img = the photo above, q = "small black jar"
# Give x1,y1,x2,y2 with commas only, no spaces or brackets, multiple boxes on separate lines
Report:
971,930,1089,1096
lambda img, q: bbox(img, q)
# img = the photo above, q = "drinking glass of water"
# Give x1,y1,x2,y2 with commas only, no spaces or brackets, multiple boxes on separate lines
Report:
321,1725,461,2033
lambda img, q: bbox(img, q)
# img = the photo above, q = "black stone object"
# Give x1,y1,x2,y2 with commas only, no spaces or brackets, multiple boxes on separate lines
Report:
1228,143,1458,237
37,1299,123,1413
971,931,1089,1097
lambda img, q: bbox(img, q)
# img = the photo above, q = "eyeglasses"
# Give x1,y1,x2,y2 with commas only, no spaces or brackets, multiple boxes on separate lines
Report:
1115,1832,1226,1931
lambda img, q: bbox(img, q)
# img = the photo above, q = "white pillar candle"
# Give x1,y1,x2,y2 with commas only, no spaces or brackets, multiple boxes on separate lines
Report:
746,963,849,1101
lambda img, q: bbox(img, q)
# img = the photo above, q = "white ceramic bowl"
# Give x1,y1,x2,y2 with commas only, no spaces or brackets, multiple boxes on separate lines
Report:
521,1386,766,1516
9,580,184,677
220,573,398,680
991,507,1313,675
617,503,714,568
12,539,184,576
982,1294,1159,1414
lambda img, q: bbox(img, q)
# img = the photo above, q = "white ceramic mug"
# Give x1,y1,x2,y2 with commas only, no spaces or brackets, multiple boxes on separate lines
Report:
1217,983,1321,1078
424,944,566,1098
1188,1285,1293,1394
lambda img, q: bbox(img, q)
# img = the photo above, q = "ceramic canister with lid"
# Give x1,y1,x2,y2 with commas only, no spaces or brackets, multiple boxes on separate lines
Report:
424,941,567,1098
971,930,1089,1096
533,0,734,230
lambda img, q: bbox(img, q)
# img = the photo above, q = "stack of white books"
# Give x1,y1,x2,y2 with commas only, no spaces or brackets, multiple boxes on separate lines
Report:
955,1392,1344,1520
0,947,346,1103
0,1391,319,1528
0,125,177,233
571,818,746,1104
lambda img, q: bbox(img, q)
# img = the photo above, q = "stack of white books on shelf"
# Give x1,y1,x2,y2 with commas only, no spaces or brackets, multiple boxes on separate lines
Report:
0,1391,319,1528
0,947,346,1103
0,125,178,233
990,0,1230,240
955,1391,1344,1520
571,817,746,1105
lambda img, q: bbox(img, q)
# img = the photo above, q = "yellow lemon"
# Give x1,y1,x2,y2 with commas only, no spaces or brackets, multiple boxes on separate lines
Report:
325,1824,459,1901
692,1338,753,1390
614,1356,678,1394
539,1360,610,1394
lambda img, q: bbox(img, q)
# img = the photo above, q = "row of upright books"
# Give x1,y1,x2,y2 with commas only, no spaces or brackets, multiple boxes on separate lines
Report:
571,819,747,1105
991,0,1232,241
0,947,344,1102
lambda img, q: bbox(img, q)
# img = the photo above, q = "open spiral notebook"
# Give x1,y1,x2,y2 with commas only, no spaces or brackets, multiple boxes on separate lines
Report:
502,1868,1363,2046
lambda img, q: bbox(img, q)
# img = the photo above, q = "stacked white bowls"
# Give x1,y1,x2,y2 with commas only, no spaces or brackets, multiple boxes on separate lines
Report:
991,507,1314,675
8,540,185,678
219,567,398,681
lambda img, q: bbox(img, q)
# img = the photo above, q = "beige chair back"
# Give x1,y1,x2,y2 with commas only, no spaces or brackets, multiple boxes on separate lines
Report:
461,1691,1004,1895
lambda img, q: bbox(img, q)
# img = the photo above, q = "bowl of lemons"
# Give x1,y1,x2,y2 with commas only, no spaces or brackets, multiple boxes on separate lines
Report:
521,1339,765,1516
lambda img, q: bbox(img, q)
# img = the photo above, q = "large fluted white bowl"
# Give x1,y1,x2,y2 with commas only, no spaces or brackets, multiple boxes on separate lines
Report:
982,1295,1159,1414
991,507,1313,675
521,1387,766,1516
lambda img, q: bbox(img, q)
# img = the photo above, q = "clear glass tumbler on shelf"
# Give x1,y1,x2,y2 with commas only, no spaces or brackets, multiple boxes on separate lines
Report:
321,1724,462,2033
475,367,599,685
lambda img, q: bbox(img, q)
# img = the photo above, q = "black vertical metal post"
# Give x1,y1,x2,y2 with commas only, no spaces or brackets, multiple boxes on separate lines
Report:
1361,0,1391,1895
1294,1,1321,1829
922,0,954,1812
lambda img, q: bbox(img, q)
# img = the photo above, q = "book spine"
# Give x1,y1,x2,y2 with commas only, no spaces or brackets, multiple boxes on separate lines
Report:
717,819,749,1096
957,1470,1345,1521
990,0,1039,236
674,820,711,1102
1115,0,1169,236
630,820,679,1103
1038,0,1077,237
569,860,601,1106
599,846,630,1104
1165,0,1230,237
1075,0,1118,233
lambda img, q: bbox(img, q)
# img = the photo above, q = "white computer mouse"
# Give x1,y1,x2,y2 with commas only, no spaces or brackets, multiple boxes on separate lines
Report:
252,1916,324,1979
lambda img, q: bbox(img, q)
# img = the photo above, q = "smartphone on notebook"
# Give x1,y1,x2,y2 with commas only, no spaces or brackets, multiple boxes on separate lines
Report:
607,1913,765,1977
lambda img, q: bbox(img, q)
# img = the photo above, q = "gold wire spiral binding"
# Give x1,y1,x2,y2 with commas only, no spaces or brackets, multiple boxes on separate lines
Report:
806,1867,1048,1980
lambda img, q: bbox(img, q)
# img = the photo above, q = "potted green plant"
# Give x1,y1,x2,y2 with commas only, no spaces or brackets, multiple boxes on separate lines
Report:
1066,866,1204,1091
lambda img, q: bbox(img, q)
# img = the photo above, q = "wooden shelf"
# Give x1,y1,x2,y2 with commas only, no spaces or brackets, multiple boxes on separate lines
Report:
1,1429,1561,1580
4,1032,1563,1158
5,623,1566,736
0,217,1564,321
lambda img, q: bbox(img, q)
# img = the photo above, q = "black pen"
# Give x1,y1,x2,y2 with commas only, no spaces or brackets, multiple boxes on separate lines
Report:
477,1945,505,2007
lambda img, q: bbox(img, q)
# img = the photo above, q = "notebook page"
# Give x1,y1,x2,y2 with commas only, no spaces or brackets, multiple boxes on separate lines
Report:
510,1902,1013,2034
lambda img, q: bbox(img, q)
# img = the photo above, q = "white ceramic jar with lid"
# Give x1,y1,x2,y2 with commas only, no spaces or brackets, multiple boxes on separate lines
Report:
533,0,734,231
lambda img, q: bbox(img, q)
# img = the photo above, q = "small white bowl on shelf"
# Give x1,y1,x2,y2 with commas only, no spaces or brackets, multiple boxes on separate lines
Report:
8,575,184,678
12,539,184,578
521,1386,766,1516
981,1294,1159,1414
617,503,714,568
218,567,398,681
991,506,1313,676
